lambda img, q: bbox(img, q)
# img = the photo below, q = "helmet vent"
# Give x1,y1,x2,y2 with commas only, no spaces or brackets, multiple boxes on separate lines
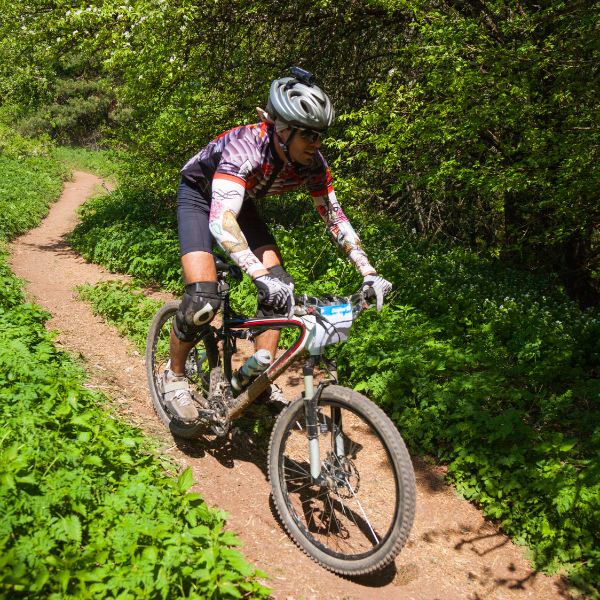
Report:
300,100,312,115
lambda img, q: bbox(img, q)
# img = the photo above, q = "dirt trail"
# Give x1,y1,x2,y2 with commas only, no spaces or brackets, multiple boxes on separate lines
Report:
8,171,574,600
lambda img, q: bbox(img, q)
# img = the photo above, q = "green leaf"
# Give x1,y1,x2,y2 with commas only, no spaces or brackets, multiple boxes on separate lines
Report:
177,466,195,493
32,567,50,591
62,514,82,544
142,546,159,562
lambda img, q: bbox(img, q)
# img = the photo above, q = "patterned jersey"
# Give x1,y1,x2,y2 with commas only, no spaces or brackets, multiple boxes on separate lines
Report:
181,122,332,199
180,122,374,278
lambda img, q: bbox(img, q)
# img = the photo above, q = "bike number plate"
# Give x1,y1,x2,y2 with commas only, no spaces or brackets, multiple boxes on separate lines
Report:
311,303,353,350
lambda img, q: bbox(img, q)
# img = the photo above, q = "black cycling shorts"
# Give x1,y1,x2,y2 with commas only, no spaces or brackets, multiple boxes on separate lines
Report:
177,177,276,257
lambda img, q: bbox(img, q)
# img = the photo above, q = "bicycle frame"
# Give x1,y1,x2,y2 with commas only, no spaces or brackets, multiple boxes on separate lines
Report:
216,311,326,420
195,275,358,485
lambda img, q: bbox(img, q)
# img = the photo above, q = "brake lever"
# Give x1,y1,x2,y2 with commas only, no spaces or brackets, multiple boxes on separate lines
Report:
361,287,379,311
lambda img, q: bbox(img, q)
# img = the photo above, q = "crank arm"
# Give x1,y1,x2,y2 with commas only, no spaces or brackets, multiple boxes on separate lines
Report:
196,409,220,422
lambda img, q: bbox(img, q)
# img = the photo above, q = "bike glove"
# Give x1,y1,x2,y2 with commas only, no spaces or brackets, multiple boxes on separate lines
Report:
254,274,295,318
362,273,392,312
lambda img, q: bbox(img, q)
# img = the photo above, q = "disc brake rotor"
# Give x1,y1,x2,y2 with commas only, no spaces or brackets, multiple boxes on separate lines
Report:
324,456,360,499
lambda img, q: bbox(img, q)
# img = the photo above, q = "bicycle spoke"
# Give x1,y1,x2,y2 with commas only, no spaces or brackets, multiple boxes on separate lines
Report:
284,466,311,478
278,400,400,560
333,488,359,554
346,477,379,545
283,457,310,477
286,481,314,494
325,493,344,553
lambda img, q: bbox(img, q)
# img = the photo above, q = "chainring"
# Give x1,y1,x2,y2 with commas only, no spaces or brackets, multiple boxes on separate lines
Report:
206,366,232,436
208,396,230,436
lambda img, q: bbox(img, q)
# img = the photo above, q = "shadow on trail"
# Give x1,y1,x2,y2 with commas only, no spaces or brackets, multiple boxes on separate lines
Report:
174,427,402,589
266,495,400,589
346,561,398,587
172,427,574,598
418,525,574,598
173,424,271,476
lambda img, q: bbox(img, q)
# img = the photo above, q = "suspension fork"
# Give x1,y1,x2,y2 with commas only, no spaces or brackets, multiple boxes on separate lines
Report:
322,358,344,460
303,356,338,485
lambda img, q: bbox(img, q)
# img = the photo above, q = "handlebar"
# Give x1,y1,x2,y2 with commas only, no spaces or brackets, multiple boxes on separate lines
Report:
293,288,375,306
291,289,376,318
258,288,376,312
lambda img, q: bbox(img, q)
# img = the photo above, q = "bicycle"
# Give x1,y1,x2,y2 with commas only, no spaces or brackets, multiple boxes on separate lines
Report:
145,256,416,576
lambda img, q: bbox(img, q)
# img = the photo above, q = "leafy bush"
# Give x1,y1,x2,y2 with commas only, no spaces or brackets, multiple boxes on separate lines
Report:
14,76,127,147
0,248,270,599
70,187,600,592
336,245,600,591
0,124,70,240
77,280,164,352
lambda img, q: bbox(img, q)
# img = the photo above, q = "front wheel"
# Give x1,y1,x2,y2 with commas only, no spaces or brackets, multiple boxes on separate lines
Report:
268,386,416,575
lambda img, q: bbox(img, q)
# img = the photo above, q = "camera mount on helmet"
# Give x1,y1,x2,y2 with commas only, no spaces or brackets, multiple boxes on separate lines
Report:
288,66,315,87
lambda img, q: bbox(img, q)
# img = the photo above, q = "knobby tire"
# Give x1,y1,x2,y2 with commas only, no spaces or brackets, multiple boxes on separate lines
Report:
268,386,416,575
145,299,218,439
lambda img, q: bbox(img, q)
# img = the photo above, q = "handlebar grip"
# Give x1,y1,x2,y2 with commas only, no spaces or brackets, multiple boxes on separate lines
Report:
257,289,268,303
364,287,377,299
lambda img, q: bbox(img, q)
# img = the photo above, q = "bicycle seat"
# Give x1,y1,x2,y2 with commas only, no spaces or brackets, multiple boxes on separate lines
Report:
214,254,243,280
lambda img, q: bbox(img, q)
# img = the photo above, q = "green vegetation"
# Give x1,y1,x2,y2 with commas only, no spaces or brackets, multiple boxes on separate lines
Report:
68,189,182,292
0,130,270,598
338,245,600,590
3,0,599,304
0,126,120,242
0,124,69,240
72,188,600,591
0,248,270,599
53,146,122,180
2,0,600,592
14,75,128,147
78,280,164,351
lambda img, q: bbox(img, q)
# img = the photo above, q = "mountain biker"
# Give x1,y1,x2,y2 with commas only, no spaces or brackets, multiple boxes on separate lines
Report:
164,68,392,422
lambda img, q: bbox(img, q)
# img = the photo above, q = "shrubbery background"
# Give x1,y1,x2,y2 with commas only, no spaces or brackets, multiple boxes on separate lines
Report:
2,0,600,592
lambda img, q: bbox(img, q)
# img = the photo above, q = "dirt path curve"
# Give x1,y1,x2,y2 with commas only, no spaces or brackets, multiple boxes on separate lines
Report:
8,172,573,600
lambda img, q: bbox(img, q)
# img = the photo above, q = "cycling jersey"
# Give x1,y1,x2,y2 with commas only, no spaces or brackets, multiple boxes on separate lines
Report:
180,122,374,278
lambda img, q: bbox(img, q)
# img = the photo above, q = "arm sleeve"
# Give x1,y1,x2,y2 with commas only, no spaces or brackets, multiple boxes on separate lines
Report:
208,174,267,278
308,165,375,277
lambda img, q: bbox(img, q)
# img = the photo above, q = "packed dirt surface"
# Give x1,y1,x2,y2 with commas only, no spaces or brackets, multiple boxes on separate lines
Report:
8,172,575,600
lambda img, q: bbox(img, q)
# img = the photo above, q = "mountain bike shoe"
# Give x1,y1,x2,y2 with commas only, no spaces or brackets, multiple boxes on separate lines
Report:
161,370,199,422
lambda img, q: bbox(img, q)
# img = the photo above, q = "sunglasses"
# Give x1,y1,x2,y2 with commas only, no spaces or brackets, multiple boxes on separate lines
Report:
296,128,326,143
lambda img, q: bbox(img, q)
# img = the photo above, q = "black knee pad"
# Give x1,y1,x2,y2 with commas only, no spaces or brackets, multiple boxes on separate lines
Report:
255,265,295,318
173,281,221,342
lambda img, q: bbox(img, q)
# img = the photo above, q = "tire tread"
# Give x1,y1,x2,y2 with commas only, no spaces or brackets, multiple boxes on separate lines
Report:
267,386,416,575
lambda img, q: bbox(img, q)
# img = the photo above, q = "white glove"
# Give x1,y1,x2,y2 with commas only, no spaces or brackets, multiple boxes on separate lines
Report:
254,274,294,318
361,273,392,312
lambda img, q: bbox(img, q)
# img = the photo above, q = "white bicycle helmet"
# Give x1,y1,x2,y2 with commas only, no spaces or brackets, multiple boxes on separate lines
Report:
266,68,335,132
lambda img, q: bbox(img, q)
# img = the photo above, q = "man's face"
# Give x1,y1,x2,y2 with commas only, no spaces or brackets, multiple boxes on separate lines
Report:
282,128,323,165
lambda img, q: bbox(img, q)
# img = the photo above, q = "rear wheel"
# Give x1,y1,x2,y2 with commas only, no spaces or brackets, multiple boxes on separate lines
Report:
145,300,219,438
268,386,416,575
